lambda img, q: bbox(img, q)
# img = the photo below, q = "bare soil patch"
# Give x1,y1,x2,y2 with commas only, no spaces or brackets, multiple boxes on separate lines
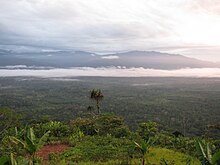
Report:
37,144,69,163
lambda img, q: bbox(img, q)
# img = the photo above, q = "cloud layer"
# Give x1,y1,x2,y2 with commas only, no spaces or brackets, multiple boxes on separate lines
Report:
0,67,220,78
1,0,220,61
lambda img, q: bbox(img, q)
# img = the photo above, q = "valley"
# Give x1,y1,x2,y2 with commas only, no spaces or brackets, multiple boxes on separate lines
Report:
0,76,219,138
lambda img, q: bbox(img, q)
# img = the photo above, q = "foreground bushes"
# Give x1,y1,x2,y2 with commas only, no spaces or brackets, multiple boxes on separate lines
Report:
0,113,219,165
70,114,131,138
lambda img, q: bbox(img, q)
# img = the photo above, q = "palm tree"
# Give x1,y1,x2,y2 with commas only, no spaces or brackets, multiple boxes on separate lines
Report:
134,138,155,165
9,127,50,165
90,89,104,114
195,139,220,165
87,105,95,115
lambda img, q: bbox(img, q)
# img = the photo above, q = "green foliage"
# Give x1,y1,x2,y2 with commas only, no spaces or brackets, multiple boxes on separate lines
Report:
70,114,131,138
1,77,220,138
156,132,196,155
96,114,131,138
52,147,200,165
70,117,97,136
0,153,32,165
0,127,26,157
0,153,19,165
41,121,69,137
9,127,50,164
61,147,83,162
137,121,158,141
0,107,20,136
0,117,205,165
160,158,175,165
0,77,219,164
134,138,156,165
147,147,200,165
68,128,84,145
0,155,10,165
10,153,18,165
61,135,134,162
195,139,220,165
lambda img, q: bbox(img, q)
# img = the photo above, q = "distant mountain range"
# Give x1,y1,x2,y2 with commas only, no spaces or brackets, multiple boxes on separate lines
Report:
0,49,218,70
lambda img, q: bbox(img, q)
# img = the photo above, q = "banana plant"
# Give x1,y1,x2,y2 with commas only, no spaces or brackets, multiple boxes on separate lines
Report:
10,153,18,165
0,153,18,165
195,139,220,165
134,138,156,165
0,153,31,165
9,127,50,165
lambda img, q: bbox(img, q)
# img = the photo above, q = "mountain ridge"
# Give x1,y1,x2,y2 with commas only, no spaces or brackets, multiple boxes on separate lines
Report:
0,50,218,70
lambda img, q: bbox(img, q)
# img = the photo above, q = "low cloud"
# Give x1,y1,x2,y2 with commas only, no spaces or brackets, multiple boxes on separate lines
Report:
0,65,54,69
101,55,119,59
0,67,220,78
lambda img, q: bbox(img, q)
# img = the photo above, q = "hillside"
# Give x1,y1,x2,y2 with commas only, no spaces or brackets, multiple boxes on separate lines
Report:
0,50,217,69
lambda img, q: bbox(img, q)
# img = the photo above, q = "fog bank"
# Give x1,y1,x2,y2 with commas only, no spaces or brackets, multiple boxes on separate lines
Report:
0,67,220,78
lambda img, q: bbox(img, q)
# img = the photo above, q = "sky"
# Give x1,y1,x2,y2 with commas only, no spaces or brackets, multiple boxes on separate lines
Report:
1,0,220,62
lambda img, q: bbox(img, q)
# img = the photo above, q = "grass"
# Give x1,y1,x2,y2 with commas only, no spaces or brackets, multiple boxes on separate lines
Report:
50,147,200,165
147,147,200,165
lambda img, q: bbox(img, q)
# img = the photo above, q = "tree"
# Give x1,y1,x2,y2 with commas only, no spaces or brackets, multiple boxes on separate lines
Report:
70,117,97,136
0,107,21,135
90,89,104,114
41,121,69,137
181,111,189,136
134,138,156,165
87,105,95,115
96,114,130,138
137,121,158,141
9,127,50,165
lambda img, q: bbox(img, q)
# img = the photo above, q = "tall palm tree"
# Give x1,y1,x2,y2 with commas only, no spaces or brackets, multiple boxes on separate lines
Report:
90,89,104,114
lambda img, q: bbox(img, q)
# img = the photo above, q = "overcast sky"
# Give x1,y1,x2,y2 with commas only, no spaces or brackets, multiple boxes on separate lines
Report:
1,0,220,61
